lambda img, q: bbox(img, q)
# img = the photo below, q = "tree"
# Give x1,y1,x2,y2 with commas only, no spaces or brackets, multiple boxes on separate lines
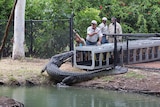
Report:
1,0,160,58
12,0,26,59
74,8,101,38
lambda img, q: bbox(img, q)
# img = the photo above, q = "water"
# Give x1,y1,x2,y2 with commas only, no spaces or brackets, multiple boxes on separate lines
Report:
0,86,160,107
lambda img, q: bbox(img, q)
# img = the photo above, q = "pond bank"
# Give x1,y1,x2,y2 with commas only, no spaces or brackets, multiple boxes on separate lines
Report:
0,58,160,96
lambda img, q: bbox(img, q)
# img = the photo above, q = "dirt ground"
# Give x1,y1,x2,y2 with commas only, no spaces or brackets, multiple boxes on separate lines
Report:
75,61,160,96
0,58,160,96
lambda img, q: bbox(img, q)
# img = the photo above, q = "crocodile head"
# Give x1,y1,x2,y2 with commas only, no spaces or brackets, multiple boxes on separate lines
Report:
50,51,74,67
41,51,74,73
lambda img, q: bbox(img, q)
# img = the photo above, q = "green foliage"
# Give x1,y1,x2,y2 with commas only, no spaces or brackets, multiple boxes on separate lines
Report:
1,0,160,34
136,14,148,33
25,0,71,57
74,8,101,38
26,0,71,20
0,0,13,19
70,0,91,12
34,21,70,58
26,0,47,20
1,0,160,58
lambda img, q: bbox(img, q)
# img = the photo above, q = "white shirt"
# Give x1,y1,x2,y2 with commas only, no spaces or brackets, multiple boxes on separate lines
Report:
109,22,122,34
86,26,103,42
98,23,108,35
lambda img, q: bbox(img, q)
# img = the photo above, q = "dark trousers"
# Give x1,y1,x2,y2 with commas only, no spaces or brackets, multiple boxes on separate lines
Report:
101,34,108,44
86,40,97,46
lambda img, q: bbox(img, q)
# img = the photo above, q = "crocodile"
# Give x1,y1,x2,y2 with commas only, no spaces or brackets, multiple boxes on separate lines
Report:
41,51,127,86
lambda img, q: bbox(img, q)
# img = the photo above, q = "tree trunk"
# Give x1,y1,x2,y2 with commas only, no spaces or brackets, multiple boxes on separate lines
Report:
12,0,26,60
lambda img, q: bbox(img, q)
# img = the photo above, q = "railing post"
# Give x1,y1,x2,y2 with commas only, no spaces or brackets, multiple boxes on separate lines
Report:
69,12,74,66
126,36,129,64
29,20,33,55
69,12,74,51
114,18,117,67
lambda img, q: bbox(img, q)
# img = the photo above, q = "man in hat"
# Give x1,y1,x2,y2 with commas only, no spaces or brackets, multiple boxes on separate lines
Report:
86,20,103,46
108,17,122,43
98,17,109,44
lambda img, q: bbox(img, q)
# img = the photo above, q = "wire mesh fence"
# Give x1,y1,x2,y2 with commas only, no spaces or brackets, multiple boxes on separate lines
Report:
0,19,71,58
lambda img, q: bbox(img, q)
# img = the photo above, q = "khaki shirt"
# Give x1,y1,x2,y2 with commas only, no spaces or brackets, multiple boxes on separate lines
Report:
108,22,122,42
108,22,122,34
98,23,108,35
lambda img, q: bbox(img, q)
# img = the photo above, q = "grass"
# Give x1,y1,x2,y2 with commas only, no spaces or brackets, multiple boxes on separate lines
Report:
8,76,17,82
0,58,50,86
101,76,115,82
0,57,150,87
0,57,84,86
123,71,145,79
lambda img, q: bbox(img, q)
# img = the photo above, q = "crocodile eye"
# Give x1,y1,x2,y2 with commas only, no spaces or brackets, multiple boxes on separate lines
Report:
59,57,63,61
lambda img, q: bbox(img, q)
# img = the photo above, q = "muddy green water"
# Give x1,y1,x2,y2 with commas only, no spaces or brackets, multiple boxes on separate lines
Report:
0,86,159,107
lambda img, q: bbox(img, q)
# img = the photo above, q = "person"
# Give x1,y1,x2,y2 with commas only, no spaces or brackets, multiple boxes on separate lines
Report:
98,17,109,44
73,29,86,46
108,17,122,43
86,20,103,46
73,30,86,61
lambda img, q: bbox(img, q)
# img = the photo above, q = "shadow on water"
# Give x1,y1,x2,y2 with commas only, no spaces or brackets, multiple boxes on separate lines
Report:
0,86,160,107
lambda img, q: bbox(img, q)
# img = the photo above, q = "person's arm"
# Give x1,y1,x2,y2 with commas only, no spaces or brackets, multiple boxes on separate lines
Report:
87,27,97,37
118,23,122,34
97,36,102,45
98,23,103,30
81,38,86,46
73,29,79,36
97,30,103,45
87,32,97,37
119,25,122,34
73,29,81,39
108,24,112,34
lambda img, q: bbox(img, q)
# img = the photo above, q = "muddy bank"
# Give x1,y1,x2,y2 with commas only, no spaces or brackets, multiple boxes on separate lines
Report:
74,69,160,96
0,96,24,107
0,58,160,96
74,61,160,96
